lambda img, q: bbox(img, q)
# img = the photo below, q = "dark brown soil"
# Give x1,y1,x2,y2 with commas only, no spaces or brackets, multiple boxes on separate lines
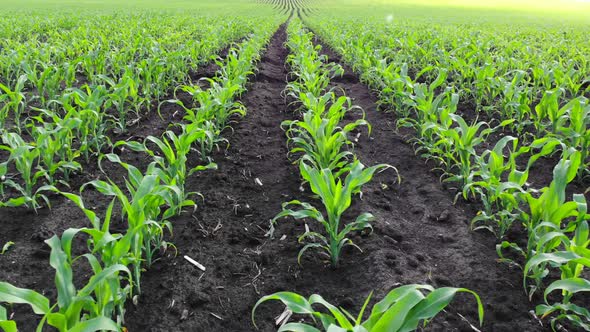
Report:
123,25,545,331
0,23,558,332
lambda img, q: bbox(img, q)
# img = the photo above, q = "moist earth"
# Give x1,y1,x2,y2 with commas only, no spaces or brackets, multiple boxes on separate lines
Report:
0,24,554,332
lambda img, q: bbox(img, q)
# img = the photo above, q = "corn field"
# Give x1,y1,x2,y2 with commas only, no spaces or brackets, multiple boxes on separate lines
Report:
0,0,589,331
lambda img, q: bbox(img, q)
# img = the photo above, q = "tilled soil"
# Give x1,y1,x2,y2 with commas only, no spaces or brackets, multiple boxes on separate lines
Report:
122,25,544,331
0,23,556,332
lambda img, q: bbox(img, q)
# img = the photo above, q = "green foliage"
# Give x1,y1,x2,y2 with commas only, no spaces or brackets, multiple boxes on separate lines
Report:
270,20,399,268
273,160,395,266
252,284,484,332
0,132,55,209
0,231,129,331
282,93,369,173
0,242,13,255
309,8,590,330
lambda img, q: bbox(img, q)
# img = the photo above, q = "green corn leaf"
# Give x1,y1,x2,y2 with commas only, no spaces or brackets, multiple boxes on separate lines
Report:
309,295,354,329
278,323,322,332
252,292,315,328
0,319,17,332
45,236,75,310
370,289,425,332
0,242,14,255
544,278,590,303
67,316,120,332
399,287,484,331
0,282,50,315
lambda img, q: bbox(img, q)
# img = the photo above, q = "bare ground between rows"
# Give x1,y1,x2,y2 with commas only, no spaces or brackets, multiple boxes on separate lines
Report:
122,25,544,332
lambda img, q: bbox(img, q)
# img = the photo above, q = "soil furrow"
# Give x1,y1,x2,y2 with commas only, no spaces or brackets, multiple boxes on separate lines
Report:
123,24,300,331
314,40,545,331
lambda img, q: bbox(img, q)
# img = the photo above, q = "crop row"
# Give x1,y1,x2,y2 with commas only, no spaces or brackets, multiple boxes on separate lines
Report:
0,15,264,210
0,15,258,134
251,19,485,332
310,17,590,331
0,19,279,331
311,19,590,176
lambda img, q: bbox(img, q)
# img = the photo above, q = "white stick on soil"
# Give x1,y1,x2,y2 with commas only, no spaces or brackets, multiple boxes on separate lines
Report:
184,255,206,271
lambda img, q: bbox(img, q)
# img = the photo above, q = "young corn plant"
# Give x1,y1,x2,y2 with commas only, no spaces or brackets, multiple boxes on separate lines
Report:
285,20,344,103
462,136,526,237
370,61,415,116
526,195,590,331
215,47,256,90
532,89,568,135
59,85,112,161
522,150,584,294
252,284,484,332
184,81,247,130
29,117,82,184
272,160,397,267
399,90,457,170
0,231,129,332
99,72,144,133
408,68,450,123
89,161,184,292
0,242,13,255
163,93,226,160
112,122,217,217
285,58,344,105
463,136,564,238
0,75,28,133
554,97,590,179
23,61,64,109
0,132,53,209
496,71,533,135
439,114,513,186
282,93,369,174
497,150,584,296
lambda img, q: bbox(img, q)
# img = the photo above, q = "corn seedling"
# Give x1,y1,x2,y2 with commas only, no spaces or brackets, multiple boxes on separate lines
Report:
554,97,590,179
0,75,28,133
282,93,369,174
0,132,54,209
252,284,484,332
463,136,526,237
0,231,130,331
112,122,217,217
88,160,184,292
272,160,397,267
0,242,13,255
527,195,590,330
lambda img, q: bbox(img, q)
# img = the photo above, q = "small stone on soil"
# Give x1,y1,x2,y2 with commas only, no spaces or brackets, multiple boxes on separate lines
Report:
180,309,189,321
437,209,451,222
187,290,210,307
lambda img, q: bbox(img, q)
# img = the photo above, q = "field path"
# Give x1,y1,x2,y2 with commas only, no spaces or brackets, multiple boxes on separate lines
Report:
124,23,305,331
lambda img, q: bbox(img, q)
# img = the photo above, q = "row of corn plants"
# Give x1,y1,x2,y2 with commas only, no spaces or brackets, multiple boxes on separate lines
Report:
0,19,280,331
328,20,589,178
275,19,395,268
0,16,262,211
309,17,590,331
308,19,590,137
251,19,485,332
0,14,259,133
